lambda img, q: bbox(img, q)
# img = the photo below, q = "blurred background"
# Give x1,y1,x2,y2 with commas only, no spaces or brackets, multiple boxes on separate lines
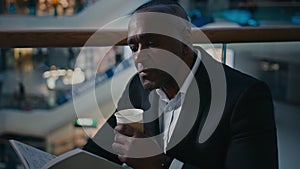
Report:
0,0,300,168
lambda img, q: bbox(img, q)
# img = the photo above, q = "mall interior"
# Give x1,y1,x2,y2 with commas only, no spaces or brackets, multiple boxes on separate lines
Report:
0,0,300,168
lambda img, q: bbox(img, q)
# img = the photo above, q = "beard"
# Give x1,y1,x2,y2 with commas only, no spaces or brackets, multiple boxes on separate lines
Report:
138,68,177,91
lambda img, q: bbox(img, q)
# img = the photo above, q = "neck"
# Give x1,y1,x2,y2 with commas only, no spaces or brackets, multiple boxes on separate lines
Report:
186,49,197,70
162,49,197,99
161,79,179,99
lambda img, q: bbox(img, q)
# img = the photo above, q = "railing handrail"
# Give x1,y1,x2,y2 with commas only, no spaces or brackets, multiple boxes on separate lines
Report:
1,26,300,48
196,1,300,7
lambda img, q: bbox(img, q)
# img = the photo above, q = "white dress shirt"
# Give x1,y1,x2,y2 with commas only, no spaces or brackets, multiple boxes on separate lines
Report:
156,48,201,169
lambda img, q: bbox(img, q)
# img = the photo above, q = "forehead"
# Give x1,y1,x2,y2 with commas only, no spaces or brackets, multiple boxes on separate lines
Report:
127,33,162,42
127,12,191,44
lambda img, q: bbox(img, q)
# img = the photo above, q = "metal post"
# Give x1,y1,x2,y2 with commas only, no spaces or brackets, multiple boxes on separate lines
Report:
222,43,227,64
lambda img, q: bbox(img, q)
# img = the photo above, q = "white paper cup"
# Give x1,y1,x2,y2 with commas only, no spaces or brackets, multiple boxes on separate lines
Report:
114,109,144,132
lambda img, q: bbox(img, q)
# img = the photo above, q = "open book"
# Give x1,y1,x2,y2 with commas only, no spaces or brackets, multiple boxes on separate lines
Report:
9,140,124,169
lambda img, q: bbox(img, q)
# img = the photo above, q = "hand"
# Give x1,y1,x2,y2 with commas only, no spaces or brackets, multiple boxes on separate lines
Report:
112,124,172,169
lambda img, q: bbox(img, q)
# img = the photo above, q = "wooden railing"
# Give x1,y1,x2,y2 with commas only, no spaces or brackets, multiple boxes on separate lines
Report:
195,1,300,7
1,26,300,48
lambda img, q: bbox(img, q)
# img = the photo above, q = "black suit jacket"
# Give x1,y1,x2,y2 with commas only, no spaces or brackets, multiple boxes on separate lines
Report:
83,48,278,169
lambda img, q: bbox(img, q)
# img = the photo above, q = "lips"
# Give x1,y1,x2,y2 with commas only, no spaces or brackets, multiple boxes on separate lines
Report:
139,71,147,77
139,69,150,78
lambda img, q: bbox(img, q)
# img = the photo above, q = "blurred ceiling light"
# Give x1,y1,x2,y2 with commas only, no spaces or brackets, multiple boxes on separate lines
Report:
70,67,85,85
43,67,85,89
60,0,69,8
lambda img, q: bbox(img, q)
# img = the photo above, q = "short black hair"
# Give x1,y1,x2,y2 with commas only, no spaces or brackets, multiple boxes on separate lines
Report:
135,0,181,11
133,0,189,21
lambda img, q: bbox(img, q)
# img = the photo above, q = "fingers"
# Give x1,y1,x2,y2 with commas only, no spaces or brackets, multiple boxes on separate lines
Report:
114,132,130,144
113,133,132,157
112,142,126,156
117,155,127,163
112,142,132,163
113,125,162,159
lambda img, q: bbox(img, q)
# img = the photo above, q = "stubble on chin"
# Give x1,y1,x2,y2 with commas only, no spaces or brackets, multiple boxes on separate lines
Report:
141,79,155,91
139,75,156,91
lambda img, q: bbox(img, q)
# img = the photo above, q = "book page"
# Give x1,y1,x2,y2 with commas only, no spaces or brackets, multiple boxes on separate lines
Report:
42,148,124,169
9,140,56,169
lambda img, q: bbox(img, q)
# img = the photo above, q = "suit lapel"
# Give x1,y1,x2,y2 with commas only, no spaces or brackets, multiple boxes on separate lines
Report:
166,60,211,151
143,91,160,136
166,72,201,150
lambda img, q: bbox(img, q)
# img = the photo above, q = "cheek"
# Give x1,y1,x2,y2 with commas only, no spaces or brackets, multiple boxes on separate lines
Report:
134,48,185,77
162,40,184,55
148,49,177,67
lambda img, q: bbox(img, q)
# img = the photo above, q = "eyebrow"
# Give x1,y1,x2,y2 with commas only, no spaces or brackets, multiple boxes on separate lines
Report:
127,34,157,44
127,38,134,45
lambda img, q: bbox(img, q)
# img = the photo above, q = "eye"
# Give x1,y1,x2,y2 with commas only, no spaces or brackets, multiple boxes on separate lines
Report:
147,41,156,47
129,43,138,52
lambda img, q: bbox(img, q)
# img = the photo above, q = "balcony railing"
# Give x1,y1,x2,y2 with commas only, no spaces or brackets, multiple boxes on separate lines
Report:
1,26,300,48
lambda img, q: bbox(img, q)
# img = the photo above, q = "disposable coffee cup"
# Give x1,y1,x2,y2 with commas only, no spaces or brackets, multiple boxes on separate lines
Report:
114,109,144,133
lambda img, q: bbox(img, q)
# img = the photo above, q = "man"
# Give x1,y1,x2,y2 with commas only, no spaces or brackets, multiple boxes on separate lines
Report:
83,1,278,169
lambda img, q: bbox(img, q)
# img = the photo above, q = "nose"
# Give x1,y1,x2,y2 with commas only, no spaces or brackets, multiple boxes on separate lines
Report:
134,43,147,62
134,43,149,71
